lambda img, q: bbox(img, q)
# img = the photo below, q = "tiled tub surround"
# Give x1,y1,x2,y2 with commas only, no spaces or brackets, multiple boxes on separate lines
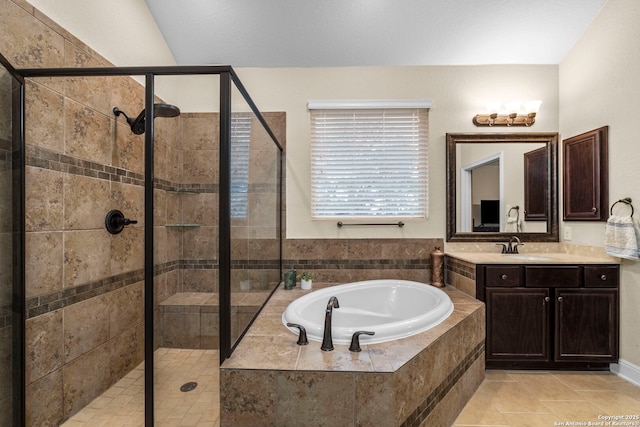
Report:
221,283,485,427
283,238,443,284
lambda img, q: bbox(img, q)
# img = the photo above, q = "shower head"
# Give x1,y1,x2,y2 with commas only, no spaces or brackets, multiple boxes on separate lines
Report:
113,103,181,135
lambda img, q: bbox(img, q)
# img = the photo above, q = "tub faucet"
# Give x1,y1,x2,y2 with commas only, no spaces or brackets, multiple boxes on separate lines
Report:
321,296,340,351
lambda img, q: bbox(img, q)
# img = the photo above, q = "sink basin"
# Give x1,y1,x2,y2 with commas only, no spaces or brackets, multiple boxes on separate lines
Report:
503,255,553,261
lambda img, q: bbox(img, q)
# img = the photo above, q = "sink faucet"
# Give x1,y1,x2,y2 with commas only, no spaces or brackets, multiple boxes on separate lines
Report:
321,296,340,351
497,235,523,254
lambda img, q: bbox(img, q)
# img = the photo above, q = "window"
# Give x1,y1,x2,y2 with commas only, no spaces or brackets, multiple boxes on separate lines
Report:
309,100,430,219
230,113,252,218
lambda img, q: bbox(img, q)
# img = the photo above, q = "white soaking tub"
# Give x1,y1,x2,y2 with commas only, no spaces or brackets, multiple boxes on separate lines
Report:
282,279,454,345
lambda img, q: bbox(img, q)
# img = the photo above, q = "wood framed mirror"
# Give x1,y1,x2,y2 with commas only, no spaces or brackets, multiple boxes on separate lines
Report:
446,132,559,242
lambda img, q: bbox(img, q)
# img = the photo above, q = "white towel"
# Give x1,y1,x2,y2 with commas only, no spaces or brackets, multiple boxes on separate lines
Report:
605,215,639,260
505,217,520,232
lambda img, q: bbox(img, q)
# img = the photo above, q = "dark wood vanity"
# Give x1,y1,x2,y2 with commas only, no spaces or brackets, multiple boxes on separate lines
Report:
476,262,619,370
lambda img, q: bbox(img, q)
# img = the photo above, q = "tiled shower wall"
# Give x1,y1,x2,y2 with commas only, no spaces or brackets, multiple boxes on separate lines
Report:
2,0,167,424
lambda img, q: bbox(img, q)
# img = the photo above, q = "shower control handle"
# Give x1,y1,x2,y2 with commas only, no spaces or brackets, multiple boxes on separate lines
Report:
105,210,138,234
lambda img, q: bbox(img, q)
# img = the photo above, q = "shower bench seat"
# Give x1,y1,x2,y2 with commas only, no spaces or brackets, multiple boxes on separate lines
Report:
158,291,270,349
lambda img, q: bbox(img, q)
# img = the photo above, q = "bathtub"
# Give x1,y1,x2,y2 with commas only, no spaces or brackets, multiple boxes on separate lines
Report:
282,279,454,345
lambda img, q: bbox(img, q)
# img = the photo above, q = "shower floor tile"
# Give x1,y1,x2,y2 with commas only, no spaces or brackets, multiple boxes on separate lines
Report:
61,348,219,427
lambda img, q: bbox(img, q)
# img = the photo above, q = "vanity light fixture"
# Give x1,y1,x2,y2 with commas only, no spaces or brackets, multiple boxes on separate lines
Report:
473,100,542,127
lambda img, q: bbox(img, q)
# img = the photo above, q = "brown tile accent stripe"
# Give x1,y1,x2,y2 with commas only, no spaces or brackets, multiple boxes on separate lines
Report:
25,268,146,319
445,256,476,280
283,258,431,270
26,145,146,186
401,341,485,427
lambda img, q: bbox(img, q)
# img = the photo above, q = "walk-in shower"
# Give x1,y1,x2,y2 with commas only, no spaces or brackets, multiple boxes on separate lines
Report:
3,62,283,426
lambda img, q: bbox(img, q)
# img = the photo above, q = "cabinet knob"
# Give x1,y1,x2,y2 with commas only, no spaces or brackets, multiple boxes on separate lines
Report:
592,207,598,213
558,296,563,302
544,296,550,302
601,274,607,281
501,274,508,280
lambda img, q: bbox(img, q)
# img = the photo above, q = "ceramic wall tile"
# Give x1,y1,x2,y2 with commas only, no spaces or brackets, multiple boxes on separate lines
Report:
182,192,217,226
181,113,218,151
25,310,63,384
154,140,167,181
183,149,217,184
276,371,356,426
183,226,218,259
108,281,143,339
219,369,277,426
112,123,144,175
63,229,111,288
25,166,64,232
24,79,65,153
166,143,182,184
110,225,144,275
25,231,63,298
63,98,112,165
62,342,112,418
108,322,144,384
63,293,110,363
25,369,64,427
110,180,145,227
182,269,217,293
63,173,111,230
355,372,395,427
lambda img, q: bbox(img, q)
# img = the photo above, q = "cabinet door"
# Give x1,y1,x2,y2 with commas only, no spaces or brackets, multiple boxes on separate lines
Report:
562,126,608,221
555,289,618,362
486,288,550,362
524,146,548,221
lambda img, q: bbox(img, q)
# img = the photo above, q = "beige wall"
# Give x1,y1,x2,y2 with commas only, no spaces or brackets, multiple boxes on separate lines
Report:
233,65,559,239
560,0,640,367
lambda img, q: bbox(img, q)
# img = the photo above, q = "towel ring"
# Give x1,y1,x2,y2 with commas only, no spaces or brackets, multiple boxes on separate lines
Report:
507,205,520,218
610,198,634,217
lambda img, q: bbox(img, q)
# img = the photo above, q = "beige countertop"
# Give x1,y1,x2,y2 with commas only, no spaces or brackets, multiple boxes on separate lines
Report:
446,251,620,265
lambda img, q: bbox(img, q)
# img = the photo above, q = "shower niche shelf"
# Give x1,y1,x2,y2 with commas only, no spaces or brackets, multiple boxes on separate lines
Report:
165,224,201,228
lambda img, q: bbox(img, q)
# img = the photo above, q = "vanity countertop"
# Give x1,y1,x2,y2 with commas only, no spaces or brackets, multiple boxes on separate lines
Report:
446,251,620,265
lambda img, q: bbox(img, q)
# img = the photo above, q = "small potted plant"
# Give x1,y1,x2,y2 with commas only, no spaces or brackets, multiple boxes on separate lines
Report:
298,271,313,290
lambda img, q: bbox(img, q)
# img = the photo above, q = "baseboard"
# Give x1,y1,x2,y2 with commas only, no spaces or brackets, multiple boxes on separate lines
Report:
610,359,640,387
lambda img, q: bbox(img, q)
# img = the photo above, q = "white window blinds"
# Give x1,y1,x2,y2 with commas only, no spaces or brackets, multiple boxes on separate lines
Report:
310,106,429,219
230,113,252,218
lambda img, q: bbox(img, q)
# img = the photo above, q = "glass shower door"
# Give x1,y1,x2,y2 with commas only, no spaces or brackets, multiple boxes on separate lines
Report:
0,56,24,427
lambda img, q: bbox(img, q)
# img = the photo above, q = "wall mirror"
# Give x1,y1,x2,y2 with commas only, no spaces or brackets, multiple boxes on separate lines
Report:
446,132,559,242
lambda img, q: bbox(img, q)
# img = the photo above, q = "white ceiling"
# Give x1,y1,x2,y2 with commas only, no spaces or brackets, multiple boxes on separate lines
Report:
144,0,607,67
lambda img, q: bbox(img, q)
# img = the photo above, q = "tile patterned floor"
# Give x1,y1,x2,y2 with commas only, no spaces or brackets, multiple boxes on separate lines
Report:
61,353,640,427
61,348,219,427
454,370,640,427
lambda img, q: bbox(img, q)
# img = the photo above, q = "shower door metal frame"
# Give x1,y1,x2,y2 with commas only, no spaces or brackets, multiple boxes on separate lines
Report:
0,51,26,427
13,65,283,426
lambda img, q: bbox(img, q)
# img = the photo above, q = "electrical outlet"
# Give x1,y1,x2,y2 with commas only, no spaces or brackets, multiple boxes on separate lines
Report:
564,226,572,241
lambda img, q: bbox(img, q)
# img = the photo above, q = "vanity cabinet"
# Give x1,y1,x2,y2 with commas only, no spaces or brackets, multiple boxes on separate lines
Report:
478,263,619,369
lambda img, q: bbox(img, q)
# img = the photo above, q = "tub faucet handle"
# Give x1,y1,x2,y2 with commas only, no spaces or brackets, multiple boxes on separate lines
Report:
286,323,309,345
349,331,375,352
